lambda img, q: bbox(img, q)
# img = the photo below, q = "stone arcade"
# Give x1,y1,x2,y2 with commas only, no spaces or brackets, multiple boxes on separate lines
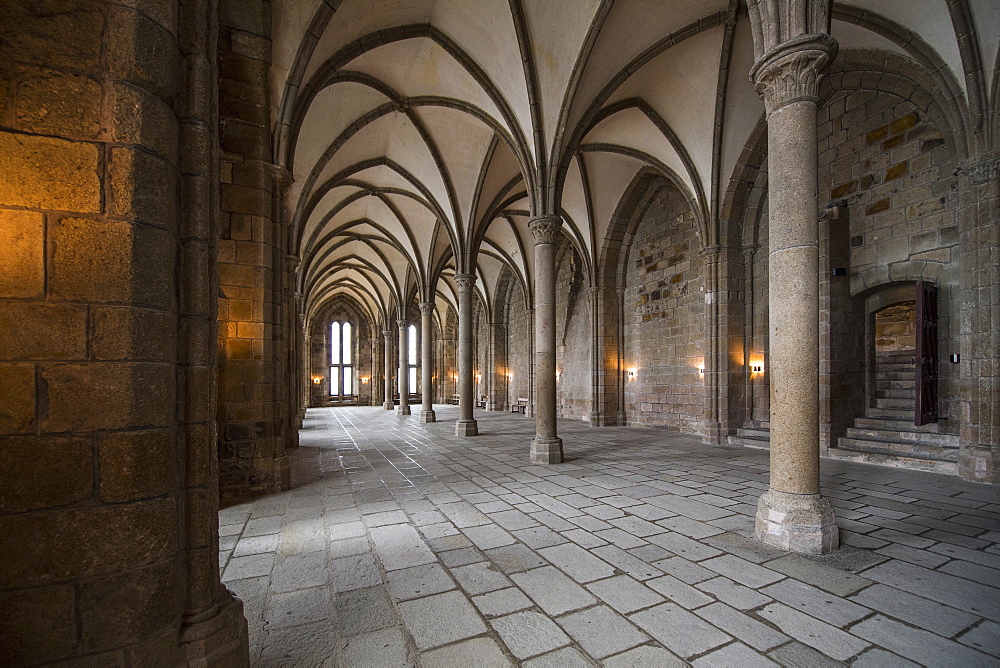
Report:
1,0,998,665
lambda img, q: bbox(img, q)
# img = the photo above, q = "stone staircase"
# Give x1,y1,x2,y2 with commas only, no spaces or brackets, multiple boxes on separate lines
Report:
828,351,959,474
727,421,771,449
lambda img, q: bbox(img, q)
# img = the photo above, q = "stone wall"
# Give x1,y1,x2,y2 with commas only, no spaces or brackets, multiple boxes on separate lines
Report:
818,92,960,427
217,0,295,499
622,184,705,431
505,282,532,409
0,0,245,663
875,302,917,352
555,238,591,419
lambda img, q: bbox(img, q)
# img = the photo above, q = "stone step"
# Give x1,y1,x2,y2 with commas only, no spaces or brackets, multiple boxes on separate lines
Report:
876,363,915,372
728,435,770,450
844,427,958,448
827,447,958,475
729,427,770,450
875,388,916,399
867,407,913,419
876,397,914,409
875,371,917,381
854,416,939,433
877,352,915,361
875,379,915,390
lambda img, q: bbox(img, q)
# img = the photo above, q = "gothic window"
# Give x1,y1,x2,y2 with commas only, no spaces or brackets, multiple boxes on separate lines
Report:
330,321,353,395
408,324,417,393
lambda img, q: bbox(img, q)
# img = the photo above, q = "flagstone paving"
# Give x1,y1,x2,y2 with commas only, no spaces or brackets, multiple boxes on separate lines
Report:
220,406,1000,666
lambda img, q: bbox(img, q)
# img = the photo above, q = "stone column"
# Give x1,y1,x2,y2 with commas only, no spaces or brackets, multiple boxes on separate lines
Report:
419,303,437,423
957,155,1000,483
455,274,479,436
383,329,394,410
529,216,564,464
397,319,411,416
748,16,839,553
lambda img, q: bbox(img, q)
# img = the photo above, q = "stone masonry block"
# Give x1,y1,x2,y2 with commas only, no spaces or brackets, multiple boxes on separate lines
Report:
43,362,174,432
91,306,177,361
0,496,177,588
50,218,174,307
0,436,92,512
0,0,104,72
0,364,35,434
0,133,100,212
0,585,76,664
108,147,179,230
0,209,44,298
107,7,178,103
0,302,87,360
98,429,174,502
112,83,179,162
14,67,103,139
78,560,177,653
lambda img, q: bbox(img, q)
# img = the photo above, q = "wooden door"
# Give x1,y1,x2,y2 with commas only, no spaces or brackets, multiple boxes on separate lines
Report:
914,281,938,426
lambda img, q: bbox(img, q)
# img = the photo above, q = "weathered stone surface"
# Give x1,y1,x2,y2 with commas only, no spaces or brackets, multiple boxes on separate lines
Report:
0,436,92,511
15,67,103,138
0,209,44,298
0,365,35,434
0,497,177,587
43,363,175,432
0,0,105,71
0,585,76,664
0,302,88,360
0,133,100,212
50,218,174,306
98,429,175,502
78,560,177,652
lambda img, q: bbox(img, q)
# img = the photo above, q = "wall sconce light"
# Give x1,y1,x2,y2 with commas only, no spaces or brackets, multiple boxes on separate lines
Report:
627,369,636,379
507,372,513,380
750,363,764,374
697,365,705,374
312,376,323,385
360,376,369,384
556,369,562,381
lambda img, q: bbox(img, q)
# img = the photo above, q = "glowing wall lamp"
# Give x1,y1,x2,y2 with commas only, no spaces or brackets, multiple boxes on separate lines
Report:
360,376,369,384
312,376,324,385
627,369,636,380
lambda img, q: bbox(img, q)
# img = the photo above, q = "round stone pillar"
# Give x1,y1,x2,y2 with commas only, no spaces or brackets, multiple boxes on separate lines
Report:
397,319,411,416
383,329,394,410
455,274,479,436
419,302,437,423
750,34,839,553
529,216,564,464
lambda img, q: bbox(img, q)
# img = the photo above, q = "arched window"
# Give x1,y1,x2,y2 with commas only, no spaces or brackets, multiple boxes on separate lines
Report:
330,321,352,395
408,324,418,393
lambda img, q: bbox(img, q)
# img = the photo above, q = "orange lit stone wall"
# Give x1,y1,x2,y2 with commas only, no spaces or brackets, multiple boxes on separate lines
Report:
0,0,246,664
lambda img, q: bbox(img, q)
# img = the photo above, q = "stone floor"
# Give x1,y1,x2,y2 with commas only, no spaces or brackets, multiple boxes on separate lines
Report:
219,406,1000,667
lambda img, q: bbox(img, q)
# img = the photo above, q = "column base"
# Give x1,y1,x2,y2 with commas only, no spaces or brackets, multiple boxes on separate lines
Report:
530,437,563,465
383,401,394,410
396,405,411,416
176,590,248,665
588,411,602,426
755,489,839,554
959,444,999,484
455,419,478,437
419,410,436,424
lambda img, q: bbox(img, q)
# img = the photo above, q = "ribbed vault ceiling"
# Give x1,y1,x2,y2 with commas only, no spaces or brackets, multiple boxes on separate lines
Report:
275,0,994,327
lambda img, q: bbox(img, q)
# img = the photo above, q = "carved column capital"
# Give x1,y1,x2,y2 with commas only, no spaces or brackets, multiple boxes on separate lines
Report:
418,302,435,317
750,34,837,115
957,154,1000,185
397,319,409,330
383,329,393,339
455,273,477,292
528,215,563,245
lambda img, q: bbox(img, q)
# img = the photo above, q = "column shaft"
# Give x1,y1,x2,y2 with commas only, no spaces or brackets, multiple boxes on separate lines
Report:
419,303,436,423
748,27,839,554
530,216,564,463
397,320,410,415
455,275,479,435
383,329,394,410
